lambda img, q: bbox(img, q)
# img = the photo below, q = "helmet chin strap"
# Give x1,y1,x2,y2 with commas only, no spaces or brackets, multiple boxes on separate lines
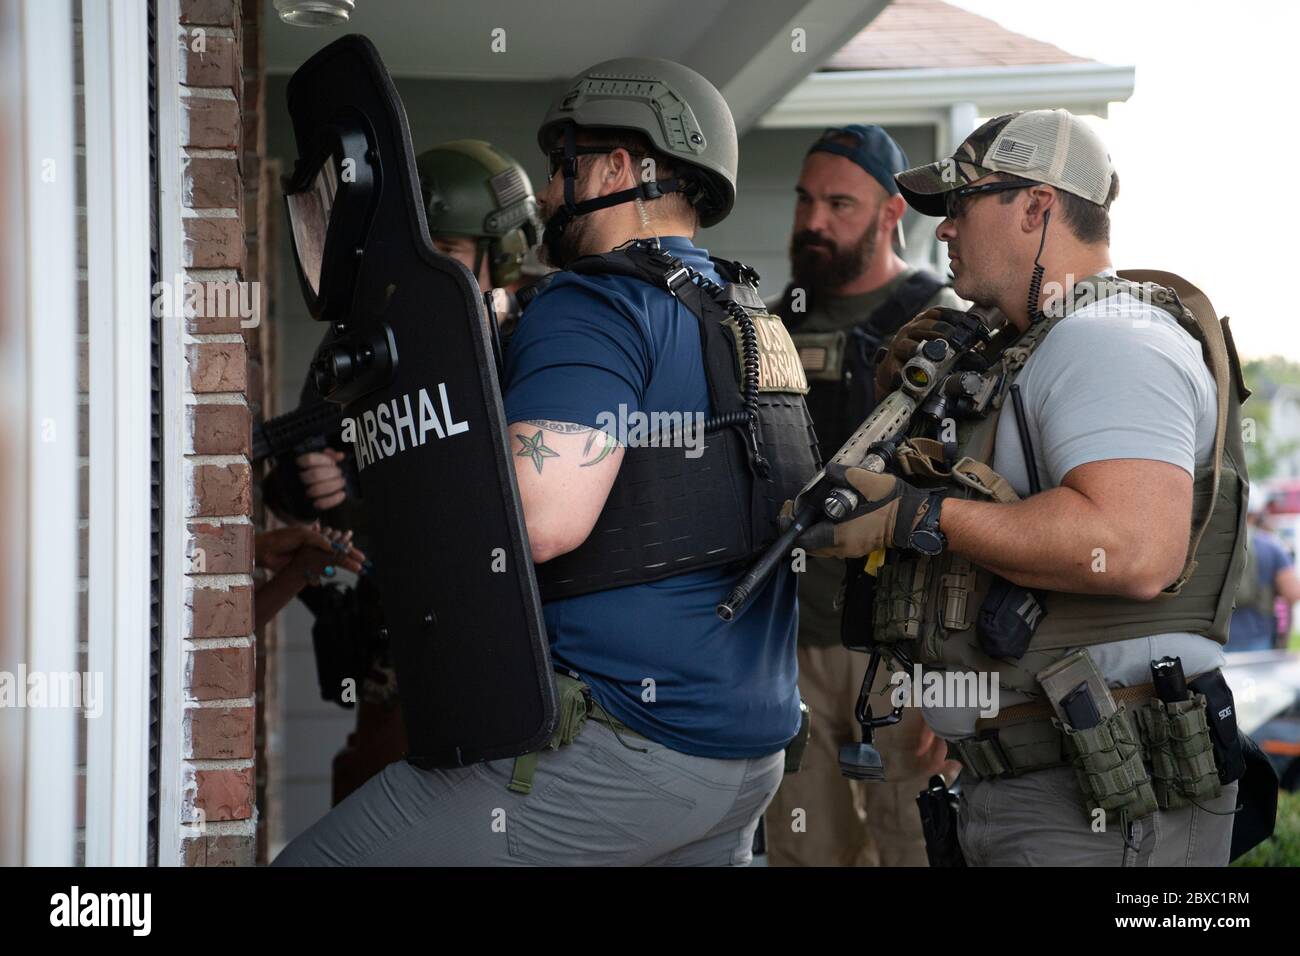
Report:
543,122,688,243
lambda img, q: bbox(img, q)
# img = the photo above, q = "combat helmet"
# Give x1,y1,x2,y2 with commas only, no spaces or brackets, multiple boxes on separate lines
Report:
537,57,739,232
416,139,541,286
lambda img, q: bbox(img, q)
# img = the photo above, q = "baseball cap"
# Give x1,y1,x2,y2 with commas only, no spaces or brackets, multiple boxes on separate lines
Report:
807,124,909,197
895,109,1115,218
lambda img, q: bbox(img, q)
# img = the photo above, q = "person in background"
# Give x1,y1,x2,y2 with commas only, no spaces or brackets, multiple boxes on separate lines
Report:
286,138,545,517
253,525,365,631
1228,495,1300,652
766,124,961,868
263,139,545,802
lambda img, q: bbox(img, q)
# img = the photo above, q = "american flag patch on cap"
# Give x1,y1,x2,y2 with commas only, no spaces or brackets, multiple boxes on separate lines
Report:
993,137,1037,168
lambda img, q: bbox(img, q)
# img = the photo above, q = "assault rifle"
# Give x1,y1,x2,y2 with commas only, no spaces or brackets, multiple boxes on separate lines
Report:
719,307,1008,781
716,308,1004,621
252,402,345,464
256,287,512,466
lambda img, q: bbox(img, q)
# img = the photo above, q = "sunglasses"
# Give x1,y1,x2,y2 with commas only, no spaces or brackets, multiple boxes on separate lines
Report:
546,145,648,181
943,179,1034,220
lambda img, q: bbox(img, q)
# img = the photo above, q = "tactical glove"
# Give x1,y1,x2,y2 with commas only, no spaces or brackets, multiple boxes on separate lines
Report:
780,463,937,559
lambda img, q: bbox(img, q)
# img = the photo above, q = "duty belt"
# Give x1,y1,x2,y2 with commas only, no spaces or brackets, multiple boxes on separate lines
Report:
951,668,1228,831
507,673,649,795
951,680,1163,780
590,701,651,744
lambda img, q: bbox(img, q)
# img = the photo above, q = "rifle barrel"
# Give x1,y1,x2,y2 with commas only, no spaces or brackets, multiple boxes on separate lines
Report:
252,402,345,463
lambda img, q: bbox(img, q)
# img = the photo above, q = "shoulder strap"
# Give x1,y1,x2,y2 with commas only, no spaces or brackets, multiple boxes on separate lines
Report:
774,283,803,327
701,257,768,314
565,244,743,421
955,313,1054,466
709,256,761,287
567,245,694,295
1118,269,1238,594
865,269,949,337
515,273,557,313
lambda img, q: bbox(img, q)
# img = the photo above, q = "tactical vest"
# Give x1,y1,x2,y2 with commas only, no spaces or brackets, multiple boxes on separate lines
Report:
868,271,1252,694
533,242,822,601
780,271,949,463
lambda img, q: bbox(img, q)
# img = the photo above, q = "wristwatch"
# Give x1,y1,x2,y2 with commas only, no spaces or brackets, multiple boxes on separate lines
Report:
909,492,948,556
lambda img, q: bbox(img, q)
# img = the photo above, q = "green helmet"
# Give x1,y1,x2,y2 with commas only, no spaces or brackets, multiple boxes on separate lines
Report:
416,139,541,286
537,57,738,227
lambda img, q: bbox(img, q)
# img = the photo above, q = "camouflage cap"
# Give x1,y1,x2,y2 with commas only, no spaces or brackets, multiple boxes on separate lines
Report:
895,109,1115,218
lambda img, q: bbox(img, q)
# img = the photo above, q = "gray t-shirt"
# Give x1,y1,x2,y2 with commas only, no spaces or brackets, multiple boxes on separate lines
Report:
925,275,1226,739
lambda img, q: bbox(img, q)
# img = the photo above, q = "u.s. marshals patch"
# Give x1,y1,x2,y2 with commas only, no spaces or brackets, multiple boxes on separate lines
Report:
723,312,810,394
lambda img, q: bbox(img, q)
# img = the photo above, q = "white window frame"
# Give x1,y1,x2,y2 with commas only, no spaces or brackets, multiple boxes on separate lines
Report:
82,0,154,867
155,0,190,868
6,0,80,867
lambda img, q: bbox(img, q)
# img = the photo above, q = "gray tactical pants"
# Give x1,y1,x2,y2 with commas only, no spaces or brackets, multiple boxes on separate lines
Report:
272,719,785,866
958,767,1238,866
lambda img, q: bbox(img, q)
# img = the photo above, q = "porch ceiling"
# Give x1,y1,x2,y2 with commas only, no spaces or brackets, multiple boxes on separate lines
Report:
262,0,888,132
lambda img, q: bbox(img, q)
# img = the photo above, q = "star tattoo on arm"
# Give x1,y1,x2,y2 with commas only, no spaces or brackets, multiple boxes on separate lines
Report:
515,429,559,473
518,419,621,471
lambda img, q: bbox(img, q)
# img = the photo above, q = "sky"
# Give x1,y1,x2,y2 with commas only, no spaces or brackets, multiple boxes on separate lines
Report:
947,0,1299,361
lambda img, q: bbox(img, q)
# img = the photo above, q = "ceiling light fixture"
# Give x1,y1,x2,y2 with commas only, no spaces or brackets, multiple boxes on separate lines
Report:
273,0,355,27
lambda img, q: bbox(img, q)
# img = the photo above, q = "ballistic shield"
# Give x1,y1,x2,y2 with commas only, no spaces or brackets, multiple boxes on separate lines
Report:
281,34,556,767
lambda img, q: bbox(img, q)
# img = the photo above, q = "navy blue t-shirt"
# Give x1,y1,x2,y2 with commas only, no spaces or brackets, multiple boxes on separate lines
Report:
502,236,801,759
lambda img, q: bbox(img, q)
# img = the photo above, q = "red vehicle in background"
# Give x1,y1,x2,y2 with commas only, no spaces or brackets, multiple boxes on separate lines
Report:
1260,479,1300,567
1265,479,1300,517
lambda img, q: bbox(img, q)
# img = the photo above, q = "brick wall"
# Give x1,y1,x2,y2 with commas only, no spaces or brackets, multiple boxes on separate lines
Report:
176,0,267,867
